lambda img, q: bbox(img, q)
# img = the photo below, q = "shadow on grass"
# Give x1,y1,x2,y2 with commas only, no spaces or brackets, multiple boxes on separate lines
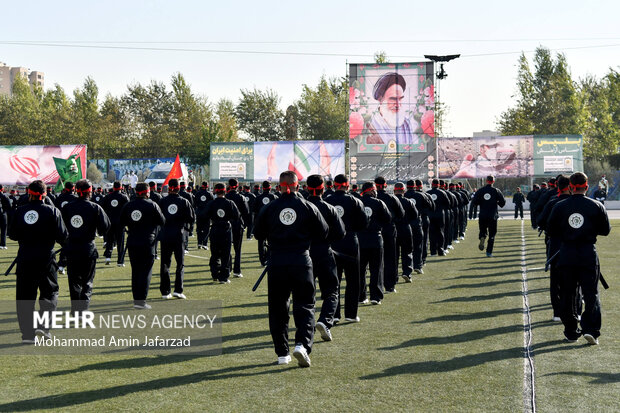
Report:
542,371,620,384
431,287,546,303
412,308,522,324
5,362,286,411
438,276,547,290
361,340,574,379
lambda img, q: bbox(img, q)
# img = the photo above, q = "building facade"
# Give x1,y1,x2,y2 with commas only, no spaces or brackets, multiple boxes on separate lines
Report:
0,62,44,97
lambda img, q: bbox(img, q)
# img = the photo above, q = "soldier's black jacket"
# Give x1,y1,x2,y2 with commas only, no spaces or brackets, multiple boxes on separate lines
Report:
92,192,105,206
62,198,111,257
349,190,362,200
307,195,346,256
547,194,610,266
18,193,55,208
148,191,162,203
526,189,541,209
394,194,419,229
254,192,278,215
358,194,392,248
537,192,561,231
404,189,435,219
194,189,214,211
158,193,195,243
473,184,506,220
179,189,195,208
243,190,256,212
377,189,405,227
513,192,525,205
253,192,329,265
324,190,369,254
322,188,335,199
0,192,11,215
226,190,250,226
534,187,555,216
202,197,240,233
9,200,68,262
120,198,165,249
102,190,130,224
426,187,450,219
55,191,78,209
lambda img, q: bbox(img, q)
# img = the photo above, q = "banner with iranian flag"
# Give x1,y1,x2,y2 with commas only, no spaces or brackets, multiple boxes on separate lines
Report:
0,145,87,186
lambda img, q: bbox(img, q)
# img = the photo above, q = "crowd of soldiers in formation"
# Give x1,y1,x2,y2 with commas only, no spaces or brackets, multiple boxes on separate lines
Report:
3,169,610,367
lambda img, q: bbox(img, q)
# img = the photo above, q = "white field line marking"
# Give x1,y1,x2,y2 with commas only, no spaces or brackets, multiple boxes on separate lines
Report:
521,219,536,413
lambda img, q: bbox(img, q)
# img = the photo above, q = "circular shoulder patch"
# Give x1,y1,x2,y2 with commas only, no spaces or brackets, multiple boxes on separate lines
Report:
431,194,437,201
61,201,68,208
279,208,297,225
216,209,225,218
568,213,584,229
334,205,345,218
70,215,83,228
131,210,142,222
364,206,373,217
200,195,207,202
242,195,248,202
262,197,270,205
24,210,39,225
483,193,491,201
111,199,119,207
168,204,178,215
411,198,417,206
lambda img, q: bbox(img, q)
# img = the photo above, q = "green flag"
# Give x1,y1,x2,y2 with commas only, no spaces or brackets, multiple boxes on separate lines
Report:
54,154,83,192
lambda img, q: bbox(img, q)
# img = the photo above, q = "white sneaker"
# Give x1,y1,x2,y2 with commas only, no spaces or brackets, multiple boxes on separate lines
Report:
219,280,231,284
35,329,52,340
162,294,173,299
584,334,599,345
184,250,189,255
277,355,292,365
359,299,369,305
22,339,35,344
402,275,412,283
551,316,561,322
292,344,311,367
233,273,243,278
117,263,125,267
58,266,66,275
134,303,152,310
105,258,111,265
332,318,340,324
414,268,424,275
155,256,160,260
172,292,187,299
345,316,360,323
459,236,465,240
370,300,382,305
448,245,454,250
316,321,333,341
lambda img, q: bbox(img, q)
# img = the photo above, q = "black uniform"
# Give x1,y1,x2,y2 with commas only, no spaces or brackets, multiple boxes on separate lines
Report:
54,190,78,210
254,191,278,266
243,190,256,239
405,188,434,268
426,186,449,256
473,184,506,255
102,190,130,264
158,193,195,295
358,194,391,302
120,198,165,306
202,197,239,282
92,192,105,206
61,197,110,311
179,188,195,251
526,188,542,229
194,188,214,248
226,189,250,275
376,188,405,292
324,191,368,319
468,190,478,219
307,195,346,328
547,194,610,341
593,189,607,205
394,194,417,278
253,192,329,358
9,199,68,340
513,191,525,219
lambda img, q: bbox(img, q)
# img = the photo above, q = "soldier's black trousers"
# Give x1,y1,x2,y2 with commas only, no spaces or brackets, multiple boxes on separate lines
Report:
333,237,360,320
16,259,58,340
267,264,315,357
515,204,524,219
257,239,269,266
196,215,210,247
311,250,339,328
128,245,155,306
104,223,125,264
66,254,97,312
160,241,185,295
411,223,424,270
429,215,445,255
558,263,601,340
359,242,384,302
478,217,498,254
395,224,413,277
0,212,7,247
209,230,232,282
231,222,244,274
382,225,398,291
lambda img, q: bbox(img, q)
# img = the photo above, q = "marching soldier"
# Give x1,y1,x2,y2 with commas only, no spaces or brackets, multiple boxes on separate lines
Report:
427,179,449,256
526,184,541,229
194,181,214,250
253,171,329,367
148,181,162,203
405,180,433,270
513,187,525,219
358,182,391,305
0,185,11,249
61,179,110,312
322,181,335,199
306,174,346,339
158,179,195,299
243,185,256,239
10,180,68,343
102,181,130,266
547,172,610,345
178,182,195,253
473,175,506,257
393,182,418,281
202,183,239,283
374,177,404,293
225,178,250,278
120,182,165,309
254,181,278,266
324,174,368,320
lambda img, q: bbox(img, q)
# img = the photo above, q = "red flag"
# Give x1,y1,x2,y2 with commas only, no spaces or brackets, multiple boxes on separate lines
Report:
163,154,183,186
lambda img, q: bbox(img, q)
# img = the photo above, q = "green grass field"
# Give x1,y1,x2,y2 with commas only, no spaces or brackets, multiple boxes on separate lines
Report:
0,219,617,412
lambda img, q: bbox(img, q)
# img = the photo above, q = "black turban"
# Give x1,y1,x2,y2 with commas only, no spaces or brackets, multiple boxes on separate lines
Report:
373,72,406,101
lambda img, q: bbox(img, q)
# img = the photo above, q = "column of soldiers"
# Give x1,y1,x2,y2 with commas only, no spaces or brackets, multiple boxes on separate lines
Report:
528,172,610,345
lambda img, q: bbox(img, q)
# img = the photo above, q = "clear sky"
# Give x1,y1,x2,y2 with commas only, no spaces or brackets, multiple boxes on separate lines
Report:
1,0,619,137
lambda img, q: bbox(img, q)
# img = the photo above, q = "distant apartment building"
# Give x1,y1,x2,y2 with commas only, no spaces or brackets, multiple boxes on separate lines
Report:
472,130,500,138
0,62,45,97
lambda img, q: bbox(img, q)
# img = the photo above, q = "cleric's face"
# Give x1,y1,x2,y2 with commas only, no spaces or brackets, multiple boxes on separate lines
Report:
381,84,405,113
